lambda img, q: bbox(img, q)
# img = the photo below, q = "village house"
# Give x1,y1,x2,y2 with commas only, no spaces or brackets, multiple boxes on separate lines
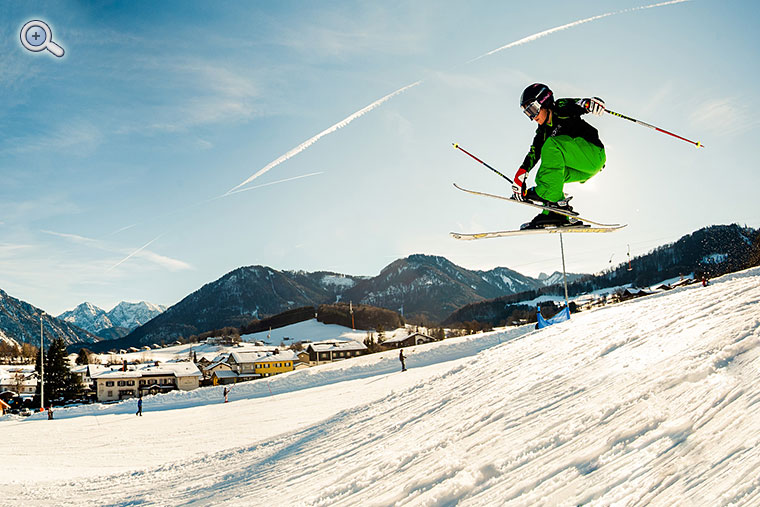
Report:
209,349,303,384
70,364,91,387
211,370,239,386
295,350,310,365
204,335,241,346
226,351,269,382
204,356,236,386
305,340,368,364
90,361,202,402
381,332,437,349
252,350,298,377
0,367,37,396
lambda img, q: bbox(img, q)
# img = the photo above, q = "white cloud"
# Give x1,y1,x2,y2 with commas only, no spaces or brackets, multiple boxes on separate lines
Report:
2,121,104,155
689,98,756,136
136,60,261,133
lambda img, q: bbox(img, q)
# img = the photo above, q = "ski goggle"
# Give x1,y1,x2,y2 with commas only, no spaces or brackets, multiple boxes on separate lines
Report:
522,100,542,120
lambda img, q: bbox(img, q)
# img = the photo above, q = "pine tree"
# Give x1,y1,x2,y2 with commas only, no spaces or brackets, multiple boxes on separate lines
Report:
35,338,83,405
76,348,92,365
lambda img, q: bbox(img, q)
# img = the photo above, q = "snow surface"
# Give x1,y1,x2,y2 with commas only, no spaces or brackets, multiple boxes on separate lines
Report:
240,318,401,344
2,266,760,505
320,274,356,289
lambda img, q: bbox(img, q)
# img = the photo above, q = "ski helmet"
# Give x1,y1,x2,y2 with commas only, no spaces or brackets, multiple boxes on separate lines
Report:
520,83,553,120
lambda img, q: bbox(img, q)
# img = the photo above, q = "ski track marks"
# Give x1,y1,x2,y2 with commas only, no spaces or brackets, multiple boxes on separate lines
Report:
3,267,760,506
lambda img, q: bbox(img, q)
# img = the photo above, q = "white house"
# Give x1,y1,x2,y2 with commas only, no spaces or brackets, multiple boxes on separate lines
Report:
91,361,202,402
0,366,37,396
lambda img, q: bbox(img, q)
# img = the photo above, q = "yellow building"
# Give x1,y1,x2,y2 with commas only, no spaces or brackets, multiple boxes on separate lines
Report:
253,350,298,378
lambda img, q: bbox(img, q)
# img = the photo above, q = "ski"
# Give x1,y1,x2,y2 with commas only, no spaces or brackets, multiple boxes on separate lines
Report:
453,183,623,228
451,224,625,240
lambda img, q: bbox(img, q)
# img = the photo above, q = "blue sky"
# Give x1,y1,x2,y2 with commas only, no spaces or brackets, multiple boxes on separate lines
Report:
1,0,758,315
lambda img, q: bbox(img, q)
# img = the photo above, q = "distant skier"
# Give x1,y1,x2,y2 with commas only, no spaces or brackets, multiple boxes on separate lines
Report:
136,397,142,417
399,350,407,372
47,405,54,420
223,387,229,403
513,83,607,229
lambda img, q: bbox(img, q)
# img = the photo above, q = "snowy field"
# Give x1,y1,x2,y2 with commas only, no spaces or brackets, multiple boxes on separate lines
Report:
88,319,402,365
2,266,759,505
240,318,390,344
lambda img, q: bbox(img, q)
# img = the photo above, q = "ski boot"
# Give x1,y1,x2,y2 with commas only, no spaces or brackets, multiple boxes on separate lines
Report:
522,187,576,214
520,211,584,230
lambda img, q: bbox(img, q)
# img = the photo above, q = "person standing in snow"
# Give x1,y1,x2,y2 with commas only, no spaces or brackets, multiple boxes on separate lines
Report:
136,397,142,417
223,387,229,403
47,405,54,420
399,350,407,372
513,83,607,229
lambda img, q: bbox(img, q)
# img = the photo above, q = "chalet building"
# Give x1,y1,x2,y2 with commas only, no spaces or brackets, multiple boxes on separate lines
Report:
211,370,239,386
204,335,241,346
205,359,235,385
252,350,298,377
210,350,301,383
91,361,202,402
306,340,368,364
618,288,654,302
70,365,91,387
227,351,268,382
381,332,437,349
0,371,37,396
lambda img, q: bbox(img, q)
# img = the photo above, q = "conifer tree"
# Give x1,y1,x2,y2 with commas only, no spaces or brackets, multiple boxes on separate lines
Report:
76,348,92,365
35,338,83,405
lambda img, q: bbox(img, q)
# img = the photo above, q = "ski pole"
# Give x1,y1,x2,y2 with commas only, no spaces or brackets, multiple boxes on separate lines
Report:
604,109,704,148
452,143,514,184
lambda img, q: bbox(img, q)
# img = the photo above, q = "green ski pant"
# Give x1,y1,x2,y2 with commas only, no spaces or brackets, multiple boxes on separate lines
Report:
534,135,606,203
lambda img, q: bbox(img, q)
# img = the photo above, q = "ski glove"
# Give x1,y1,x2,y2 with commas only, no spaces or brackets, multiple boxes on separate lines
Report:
578,97,605,116
512,167,528,200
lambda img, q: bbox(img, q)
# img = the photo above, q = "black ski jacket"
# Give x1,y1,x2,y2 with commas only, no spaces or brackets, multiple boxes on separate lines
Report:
520,98,604,171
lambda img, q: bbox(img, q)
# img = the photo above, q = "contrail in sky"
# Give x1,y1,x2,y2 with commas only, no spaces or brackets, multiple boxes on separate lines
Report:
227,0,688,195
108,234,164,271
468,0,690,63
225,81,421,195
222,172,324,197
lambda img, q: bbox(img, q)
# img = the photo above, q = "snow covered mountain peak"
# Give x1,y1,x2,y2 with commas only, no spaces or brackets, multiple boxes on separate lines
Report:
58,302,113,333
57,300,166,334
107,301,166,330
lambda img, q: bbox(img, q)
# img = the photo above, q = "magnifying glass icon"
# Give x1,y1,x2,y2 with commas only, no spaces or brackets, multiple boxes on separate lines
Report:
20,20,65,57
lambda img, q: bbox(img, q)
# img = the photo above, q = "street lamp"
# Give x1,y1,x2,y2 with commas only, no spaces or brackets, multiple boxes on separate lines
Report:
39,312,44,411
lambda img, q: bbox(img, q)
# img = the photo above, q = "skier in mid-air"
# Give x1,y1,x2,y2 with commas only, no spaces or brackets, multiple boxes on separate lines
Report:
512,83,607,229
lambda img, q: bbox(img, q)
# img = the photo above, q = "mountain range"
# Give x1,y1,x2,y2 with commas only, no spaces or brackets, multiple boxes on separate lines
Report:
57,301,166,338
2,224,756,353
103,255,570,350
0,289,98,348
445,224,760,326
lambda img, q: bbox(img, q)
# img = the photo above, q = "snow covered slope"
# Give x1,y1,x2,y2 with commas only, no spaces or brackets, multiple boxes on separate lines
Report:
240,318,398,344
2,267,759,505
